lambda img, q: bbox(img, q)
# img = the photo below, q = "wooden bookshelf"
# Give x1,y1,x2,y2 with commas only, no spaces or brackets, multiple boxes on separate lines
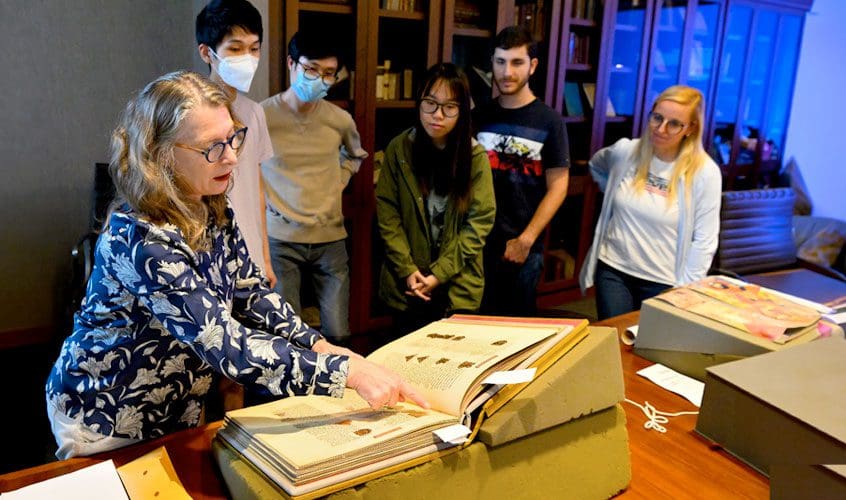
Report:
267,0,815,322
299,1,353,14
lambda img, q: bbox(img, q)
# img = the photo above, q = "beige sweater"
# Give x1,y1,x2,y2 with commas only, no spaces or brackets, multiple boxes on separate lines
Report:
261,95,367,243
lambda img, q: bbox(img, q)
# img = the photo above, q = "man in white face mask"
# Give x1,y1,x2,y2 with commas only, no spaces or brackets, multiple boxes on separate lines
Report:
197,0,276,290
261,31,367,355
196,0,276,412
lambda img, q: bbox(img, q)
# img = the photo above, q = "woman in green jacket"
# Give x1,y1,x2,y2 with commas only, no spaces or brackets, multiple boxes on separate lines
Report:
376,63,496,335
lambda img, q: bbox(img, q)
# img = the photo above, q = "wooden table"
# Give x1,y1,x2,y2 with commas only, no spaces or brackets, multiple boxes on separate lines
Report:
0,312,768,499
603,312,768,499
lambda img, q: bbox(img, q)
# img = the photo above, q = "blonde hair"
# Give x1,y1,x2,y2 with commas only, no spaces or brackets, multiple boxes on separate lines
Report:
633,85,707,205
109,70,241,250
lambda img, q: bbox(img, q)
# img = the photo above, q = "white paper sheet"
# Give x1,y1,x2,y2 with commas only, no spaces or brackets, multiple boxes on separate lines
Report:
433,423,472,445
636,363,705,407
3,460,128,500
481,368,536,385
824,311,846,325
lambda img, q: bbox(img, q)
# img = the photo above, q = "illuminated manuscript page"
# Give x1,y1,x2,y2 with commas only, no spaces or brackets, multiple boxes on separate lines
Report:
366,320,557,415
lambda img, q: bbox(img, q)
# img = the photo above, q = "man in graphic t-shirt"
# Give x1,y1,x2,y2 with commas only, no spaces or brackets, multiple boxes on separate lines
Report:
475,25,570,316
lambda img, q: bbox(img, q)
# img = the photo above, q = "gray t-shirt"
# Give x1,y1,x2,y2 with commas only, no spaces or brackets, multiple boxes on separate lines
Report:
427,192,448,248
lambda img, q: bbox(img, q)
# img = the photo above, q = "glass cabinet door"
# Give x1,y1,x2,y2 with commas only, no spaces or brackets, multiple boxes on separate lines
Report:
711,4,752,166
605,0,649,146
738,9,778,166
644,0,689,120
685,0,721,101
763,14,802,164
608,1,647,118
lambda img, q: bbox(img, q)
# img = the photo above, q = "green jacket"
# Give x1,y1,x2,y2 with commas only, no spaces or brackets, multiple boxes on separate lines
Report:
376,128,496,313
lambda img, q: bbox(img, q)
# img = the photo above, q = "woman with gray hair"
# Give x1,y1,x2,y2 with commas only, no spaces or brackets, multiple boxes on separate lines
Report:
45,71,426,459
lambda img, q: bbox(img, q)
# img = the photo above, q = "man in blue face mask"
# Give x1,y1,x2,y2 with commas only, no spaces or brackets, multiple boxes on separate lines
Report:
260,31,367,353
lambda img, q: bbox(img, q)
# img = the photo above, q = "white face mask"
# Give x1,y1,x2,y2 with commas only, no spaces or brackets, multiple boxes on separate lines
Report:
210,48,259,93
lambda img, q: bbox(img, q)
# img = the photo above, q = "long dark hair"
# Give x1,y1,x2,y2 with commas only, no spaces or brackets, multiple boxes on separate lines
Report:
413,63,473,214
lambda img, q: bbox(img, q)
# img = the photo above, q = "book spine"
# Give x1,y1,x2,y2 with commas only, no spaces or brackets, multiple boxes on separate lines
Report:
402,69,413,100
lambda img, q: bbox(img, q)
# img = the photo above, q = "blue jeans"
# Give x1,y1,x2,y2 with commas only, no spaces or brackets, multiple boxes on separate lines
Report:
482,251,544,316
268,238,350,343
595,260,671,320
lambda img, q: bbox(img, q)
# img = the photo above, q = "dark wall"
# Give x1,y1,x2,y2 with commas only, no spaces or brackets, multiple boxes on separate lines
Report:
0,0,195,471
0,0,195,336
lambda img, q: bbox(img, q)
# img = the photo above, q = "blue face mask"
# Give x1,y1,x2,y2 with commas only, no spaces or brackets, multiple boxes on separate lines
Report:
292,70,330,102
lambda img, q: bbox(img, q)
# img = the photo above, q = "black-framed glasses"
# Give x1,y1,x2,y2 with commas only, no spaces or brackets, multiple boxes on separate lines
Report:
648,112,688,136
297,61,338,85
175,127,248,163
420,98,460,118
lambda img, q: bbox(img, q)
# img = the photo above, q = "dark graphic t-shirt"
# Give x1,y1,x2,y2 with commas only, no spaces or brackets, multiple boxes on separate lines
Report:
475,98,570,253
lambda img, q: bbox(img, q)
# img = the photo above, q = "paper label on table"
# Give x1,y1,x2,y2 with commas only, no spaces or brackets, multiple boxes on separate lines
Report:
637,363,704,407
482,368,536,385
621,325,638,346
434,424,472,445
3,460,129,500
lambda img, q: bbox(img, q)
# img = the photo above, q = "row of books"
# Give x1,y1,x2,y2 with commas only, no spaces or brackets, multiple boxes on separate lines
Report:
571,0,598,20
516,0,546,41
568,32,591,65
563,81,616,117
376,61,414,100
381,0,419,11
454,0,482,28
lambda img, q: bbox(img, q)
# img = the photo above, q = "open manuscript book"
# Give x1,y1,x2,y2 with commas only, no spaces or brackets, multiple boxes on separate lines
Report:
655,276,825,343
217,315,588,498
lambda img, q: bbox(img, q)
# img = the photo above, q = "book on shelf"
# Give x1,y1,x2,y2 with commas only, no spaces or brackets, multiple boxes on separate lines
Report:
573,0,596,19
453,0,482,28
570,0,604,20
381,0,419,12
516,0,545,41
582,82,596,108
581,82,615,117
217,314,589,499
563,82,584,117
585,0,597,19
572,0,584,18
375,60,400,100
568,33,590,65
402,69,414,100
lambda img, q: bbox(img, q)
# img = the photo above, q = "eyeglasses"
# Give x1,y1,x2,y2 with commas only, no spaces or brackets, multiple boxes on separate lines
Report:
648,112,688,136
297,61,338,85
175,127,248,163
420,98,460,118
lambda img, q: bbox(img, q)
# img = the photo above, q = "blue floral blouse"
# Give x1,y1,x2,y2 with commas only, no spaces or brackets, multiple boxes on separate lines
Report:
45,207,348,441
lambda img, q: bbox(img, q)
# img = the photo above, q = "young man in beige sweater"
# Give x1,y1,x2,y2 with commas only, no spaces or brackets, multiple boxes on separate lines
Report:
261,31,367,346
